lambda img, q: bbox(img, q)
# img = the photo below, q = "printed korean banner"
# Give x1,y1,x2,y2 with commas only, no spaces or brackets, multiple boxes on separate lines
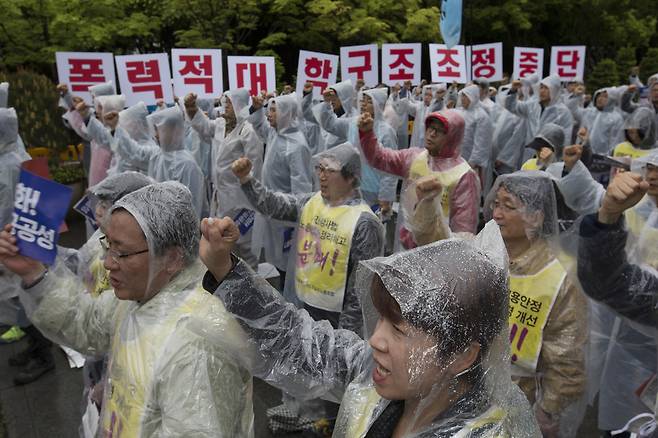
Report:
172,49,223,99
227,56,276,96
429,44,468,84
115,53,174,106
381,43,422,86
56,52,116,104
470,42,503,82
296,50,339,99
340,44,379,87
12,169,73,265
73,194,97,229
550,46,586,81
513,47,544,79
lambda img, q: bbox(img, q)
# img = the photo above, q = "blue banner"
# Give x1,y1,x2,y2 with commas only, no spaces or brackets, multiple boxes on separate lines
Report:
233,208,255,236
440,0,463,49
282,227,294,253
12,169,73,265
73,194,98,229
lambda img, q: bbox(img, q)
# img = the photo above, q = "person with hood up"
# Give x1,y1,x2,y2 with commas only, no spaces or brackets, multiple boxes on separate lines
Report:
577,88,625,155
247,92,313,276
493,85,528,174
520,123,566,172
358,109,479,249
614,107,658,160
314,86,399,216
106,105,207,219
183,97,215,180
507,74,574,150
198,215,542,437
459,84,494,192
304,79,358,153
474,78,495,115
232,143,384,435
577,156,658,438
390,81,446,149
184,89,263,268
621,79,658,137
485,172,588,437
0,182,254,437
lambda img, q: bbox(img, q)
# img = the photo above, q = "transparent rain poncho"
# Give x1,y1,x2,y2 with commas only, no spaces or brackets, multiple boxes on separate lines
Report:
483,172,588,437
248,92,313,271
205,221,540,437
392,84,445,149
624,106,657,150
493,86,528,172
102,101,152,174
307,79,358,153
0,82,8,108
16,181,254,436
578,88,625,155
459,84,494,192
576,152,658,433
89,81,115,98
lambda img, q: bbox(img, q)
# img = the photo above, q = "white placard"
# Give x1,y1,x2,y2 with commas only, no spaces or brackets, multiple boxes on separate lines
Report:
227,56,276,96
55,52,116,104
295,50,339,99
470,42,503,82
429,44,468,84
340,44,379,87
550,45,586,81
171,48,223,99
115,53,174,106
513,47,544,79
381,43,422,86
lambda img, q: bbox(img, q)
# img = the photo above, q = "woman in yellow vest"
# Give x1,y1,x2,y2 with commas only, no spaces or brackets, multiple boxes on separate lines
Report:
0,182,254,437
201,217,541,437
613,107,657,160
486,171,588,437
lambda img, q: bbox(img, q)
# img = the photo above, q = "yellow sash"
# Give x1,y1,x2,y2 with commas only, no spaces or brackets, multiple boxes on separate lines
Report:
613,141,652,160
88,257,110,297
101,286,205,437
521,158,541,171
295,193,373,312
408,150,472,217
509,259,565,373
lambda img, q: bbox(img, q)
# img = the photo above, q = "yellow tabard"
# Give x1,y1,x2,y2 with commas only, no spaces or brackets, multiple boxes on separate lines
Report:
295,193,373,312
341,384,507,437
508,259,566,373
613,141,653,160
626,203,658,270
408,150,472,217
521,158,541,171
87,257,110,297
101,286,205,437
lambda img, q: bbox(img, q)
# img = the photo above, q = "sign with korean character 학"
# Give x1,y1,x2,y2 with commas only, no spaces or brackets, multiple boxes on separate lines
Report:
296,50,339,99
56,52,116,104
115,53,174,106
172,49,223,99
12,169,73,265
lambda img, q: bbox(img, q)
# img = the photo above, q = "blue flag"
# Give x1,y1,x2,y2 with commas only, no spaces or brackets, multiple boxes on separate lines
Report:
73,194,98,229
12,169,73,265
440,0,463,49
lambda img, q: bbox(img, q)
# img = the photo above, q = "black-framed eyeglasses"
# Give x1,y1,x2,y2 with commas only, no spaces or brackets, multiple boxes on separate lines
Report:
99,235,149,264
314,165,340,176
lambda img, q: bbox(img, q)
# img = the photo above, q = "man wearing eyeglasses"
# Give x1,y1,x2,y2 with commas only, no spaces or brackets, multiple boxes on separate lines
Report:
0,181,254,437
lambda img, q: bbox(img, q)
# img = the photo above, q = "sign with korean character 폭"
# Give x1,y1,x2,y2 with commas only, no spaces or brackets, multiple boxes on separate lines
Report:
12,169,73,265
429,44,468,84
172,49,223,99
470,42,503,82
296,50,339,99
56,52,116,104
512,47,544,80
340,44,379,87
381,43,422,86
115,53,174,106
227,56,276,97
550,46,586,82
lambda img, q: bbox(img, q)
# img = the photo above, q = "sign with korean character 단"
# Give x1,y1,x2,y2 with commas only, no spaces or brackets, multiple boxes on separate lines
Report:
227,56,276,97
340,44,379,87
429,44,468,84
512,47,544,80
172,49,223,100
296,50,339,99
470,42,503,82
550,46,586,82
381,44,422,86
115,53,174,106
56,52,116,104
12,169,73,265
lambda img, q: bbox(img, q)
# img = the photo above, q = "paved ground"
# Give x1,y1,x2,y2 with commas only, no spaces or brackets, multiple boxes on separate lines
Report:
0,215,599,437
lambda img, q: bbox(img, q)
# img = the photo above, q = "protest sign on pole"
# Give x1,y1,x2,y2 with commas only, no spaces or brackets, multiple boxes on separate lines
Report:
340,44,379,87
227,56,276,96
56,52,116,104
512,47,544,79
172,49,223,99
429,44,468,84
295,50,339,98
115,53,174,106
381,43,422,86
550,46,586,81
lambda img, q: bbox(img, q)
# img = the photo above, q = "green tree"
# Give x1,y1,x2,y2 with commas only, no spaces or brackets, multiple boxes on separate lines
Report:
587,58,618,93
639,48,658,83
615,47,636,84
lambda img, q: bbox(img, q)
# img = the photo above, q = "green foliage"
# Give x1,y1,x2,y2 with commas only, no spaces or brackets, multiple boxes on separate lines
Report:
615,47,636,84
587,58,619,94
51,162,85,184
639,48,658,83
